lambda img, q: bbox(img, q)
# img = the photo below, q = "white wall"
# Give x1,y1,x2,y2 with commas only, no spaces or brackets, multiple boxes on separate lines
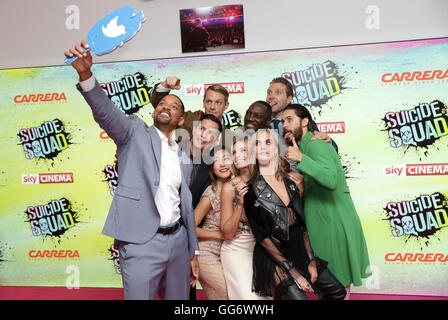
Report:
1,0,447,69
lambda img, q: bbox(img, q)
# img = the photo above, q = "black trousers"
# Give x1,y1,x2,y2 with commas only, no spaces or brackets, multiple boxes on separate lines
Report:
275,268,346,300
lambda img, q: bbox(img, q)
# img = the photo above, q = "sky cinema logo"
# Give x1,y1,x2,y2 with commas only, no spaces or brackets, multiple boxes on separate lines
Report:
184,82,245,96
22,173,74,184
316,121,345,134
383,163,448,177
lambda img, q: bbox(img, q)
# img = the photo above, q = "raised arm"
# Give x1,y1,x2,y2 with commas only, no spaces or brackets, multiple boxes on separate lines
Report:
149,76,181,107
220,181,246,240
64,41,134,146
297,140,338,190
286,137,338,190
310,119,338,153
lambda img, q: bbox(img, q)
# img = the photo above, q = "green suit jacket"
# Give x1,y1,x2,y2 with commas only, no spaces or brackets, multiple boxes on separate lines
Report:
296,131,370,286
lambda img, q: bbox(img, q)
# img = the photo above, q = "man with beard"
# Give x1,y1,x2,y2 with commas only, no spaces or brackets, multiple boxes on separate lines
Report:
64,41,199,300
282,104,371,299
266,77,338,152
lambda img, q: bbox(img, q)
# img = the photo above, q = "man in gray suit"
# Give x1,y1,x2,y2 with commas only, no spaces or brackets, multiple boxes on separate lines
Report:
64,41,199,300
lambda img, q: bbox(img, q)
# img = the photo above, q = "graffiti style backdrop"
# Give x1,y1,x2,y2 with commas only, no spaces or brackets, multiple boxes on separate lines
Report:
0,38,447,296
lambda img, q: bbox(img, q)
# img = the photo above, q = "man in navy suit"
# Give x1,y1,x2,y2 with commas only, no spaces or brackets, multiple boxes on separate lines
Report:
64,41,199,300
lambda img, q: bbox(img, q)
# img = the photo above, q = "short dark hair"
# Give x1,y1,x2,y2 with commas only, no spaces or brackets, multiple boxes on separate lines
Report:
270,77,294,98
250,100,272,120
284,104,313,132
167,94,185,113
200,113,223,133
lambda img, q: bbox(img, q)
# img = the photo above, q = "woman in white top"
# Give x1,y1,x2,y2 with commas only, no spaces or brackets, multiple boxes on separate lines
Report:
220,137,270,300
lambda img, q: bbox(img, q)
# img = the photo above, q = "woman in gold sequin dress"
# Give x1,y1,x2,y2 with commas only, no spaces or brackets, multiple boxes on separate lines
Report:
194,148,234,300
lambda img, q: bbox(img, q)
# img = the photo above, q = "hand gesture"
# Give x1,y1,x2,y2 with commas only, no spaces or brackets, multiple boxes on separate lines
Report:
161,76,181,90
287,171,304,197
285,138,303,163
308,260,318,284
64,41,93,81
289,268,314,293
312,130,331,143
232,180,248,206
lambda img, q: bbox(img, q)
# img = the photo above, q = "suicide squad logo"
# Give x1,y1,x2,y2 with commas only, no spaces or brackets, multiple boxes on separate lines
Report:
383,100,448,150
103,164,118,196
384,192,448,245
281,60,346,109
18,119,72,160
100,72,152,115
223,109,242,131
25,198,79,239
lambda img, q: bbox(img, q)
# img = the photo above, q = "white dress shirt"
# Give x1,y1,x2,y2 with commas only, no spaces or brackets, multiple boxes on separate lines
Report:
154,127,182,227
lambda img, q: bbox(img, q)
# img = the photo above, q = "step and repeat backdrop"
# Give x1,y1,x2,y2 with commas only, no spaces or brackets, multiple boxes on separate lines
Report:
0,37,447,296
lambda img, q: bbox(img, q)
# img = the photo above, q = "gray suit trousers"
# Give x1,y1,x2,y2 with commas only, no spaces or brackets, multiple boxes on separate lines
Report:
117,224,190,300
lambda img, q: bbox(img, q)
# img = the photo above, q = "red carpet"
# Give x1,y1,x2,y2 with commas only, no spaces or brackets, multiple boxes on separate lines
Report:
1,286,447,300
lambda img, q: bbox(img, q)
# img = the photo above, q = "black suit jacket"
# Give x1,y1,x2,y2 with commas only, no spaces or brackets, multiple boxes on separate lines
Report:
189,160,212,209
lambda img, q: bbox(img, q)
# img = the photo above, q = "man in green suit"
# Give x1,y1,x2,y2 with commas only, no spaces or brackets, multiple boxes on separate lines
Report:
282,104,371,298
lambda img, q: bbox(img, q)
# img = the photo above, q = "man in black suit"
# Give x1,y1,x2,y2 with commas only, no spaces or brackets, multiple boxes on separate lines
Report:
181,113,222,300
187,113,223,208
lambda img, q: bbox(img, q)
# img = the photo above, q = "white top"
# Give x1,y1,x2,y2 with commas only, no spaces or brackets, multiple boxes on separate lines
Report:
153,127,182,227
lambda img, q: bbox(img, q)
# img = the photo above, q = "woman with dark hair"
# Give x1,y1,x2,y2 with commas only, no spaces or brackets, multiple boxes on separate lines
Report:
194,148,234,299
243,129,346,300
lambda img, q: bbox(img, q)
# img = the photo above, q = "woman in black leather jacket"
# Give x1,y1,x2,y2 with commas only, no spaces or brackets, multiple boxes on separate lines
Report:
243,129,346,300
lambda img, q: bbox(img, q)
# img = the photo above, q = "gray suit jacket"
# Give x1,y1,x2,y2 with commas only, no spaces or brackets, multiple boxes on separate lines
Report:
79,80,199,259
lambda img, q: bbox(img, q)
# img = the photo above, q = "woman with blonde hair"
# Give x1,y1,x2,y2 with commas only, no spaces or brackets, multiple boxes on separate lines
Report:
220,137,269,300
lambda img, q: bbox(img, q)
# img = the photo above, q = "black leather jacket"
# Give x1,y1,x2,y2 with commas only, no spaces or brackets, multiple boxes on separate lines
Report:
244,174,306,246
